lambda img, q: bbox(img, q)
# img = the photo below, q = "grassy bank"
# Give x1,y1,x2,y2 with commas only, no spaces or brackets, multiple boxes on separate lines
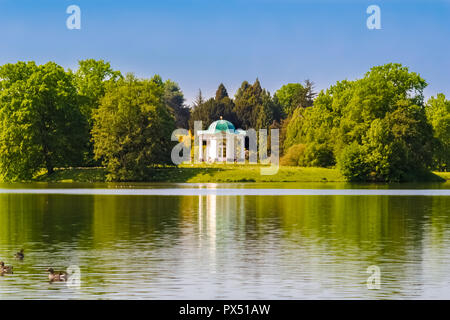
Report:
35,165,344,183
437,172,450,181
34,165,450,183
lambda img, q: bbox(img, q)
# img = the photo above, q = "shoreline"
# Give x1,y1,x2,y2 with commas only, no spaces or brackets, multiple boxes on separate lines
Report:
28,166,450,184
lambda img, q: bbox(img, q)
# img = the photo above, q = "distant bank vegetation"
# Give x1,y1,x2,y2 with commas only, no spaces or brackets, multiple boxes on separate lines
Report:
0,61,448,182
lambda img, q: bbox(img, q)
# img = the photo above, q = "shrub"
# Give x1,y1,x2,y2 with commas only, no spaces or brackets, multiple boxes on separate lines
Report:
337,142,371,181
303,142,335,167
280,144,306,166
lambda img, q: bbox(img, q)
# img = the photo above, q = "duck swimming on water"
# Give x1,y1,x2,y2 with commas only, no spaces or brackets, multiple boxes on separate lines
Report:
0,261,13,274
15,249,24,260
47,268,67,282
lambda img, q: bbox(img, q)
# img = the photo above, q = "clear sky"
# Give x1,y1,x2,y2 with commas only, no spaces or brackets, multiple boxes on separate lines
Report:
0,0,449,104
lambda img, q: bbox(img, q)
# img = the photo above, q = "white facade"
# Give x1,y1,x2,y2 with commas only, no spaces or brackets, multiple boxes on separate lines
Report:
197,119,246,163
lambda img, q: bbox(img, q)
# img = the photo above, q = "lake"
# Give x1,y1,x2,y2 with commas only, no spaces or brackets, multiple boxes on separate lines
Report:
0,182,449,299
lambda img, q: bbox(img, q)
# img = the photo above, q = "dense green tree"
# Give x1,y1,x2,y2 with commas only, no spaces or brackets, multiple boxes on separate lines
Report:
92,74,176,181
234,79,282,130
256,92,283,130
163,79,190,128
426,94,450,171
284,63,434,181
74,59,122,122
275,80,315,116
189,98,237,130
214,84,238,125
189,98,213,131
189,84,238,131
346,101,434,181
0,61,86,181
336,142,371,181
215,83,228,101
234,80,261,129
74,59,122,165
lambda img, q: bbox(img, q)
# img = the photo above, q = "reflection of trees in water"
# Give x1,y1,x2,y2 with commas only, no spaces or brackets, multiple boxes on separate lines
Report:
192,195,450,298
0,194,95,246
421,196,450,292
92,195,184,248
1,192,450,298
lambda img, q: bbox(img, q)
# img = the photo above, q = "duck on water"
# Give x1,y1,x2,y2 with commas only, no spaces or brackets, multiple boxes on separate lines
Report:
15,249,24,260
47,268,68,282
0,261,13,275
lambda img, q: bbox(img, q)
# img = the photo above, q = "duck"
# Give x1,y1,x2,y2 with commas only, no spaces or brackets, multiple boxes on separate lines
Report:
47,268,67,282
15,249,24,260
0,261,13,274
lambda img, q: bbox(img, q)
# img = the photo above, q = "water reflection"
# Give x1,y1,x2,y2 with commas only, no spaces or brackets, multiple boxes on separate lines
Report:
0,187,449,299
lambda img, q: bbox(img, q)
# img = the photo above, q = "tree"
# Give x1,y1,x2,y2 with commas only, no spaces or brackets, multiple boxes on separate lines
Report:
192,89,204,108
256,91,283,130
234,79,281,130
74,59,122,122
275,80,315,116
189,84,238,131
353,101,434,181
74,59,122,165
337,142,371,181
189,98,237,130
284,63,434,181
215,83,228,101
426,94,450,171
92,74,176,181
0,61,86,181
233,80,255,128
163,79,190,128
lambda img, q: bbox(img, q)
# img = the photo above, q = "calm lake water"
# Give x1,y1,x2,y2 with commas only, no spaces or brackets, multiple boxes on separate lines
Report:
0,182,450,299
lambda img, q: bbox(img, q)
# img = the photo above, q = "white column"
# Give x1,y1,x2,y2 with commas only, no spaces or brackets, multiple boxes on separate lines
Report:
210,138,216,162
219,134,224,162
198,134,203,162
206,137,210,162
226,133,235,163
216,136,221,162
240,136,245,162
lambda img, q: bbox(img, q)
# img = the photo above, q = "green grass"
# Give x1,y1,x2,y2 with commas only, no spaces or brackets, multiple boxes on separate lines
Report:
34,165,450,183
35,167,107,183
177,164,344,183
435,171,450,181
35,165,344,183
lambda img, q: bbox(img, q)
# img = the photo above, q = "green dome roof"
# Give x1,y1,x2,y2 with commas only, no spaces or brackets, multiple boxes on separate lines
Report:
207,119,236,133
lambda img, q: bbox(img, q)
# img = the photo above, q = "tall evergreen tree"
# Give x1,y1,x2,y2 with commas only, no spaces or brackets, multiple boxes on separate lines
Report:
215,83,228,101
163,79,190,128
189,84,237,131
193,89,204,108
234,79,280,130
234,80,259,129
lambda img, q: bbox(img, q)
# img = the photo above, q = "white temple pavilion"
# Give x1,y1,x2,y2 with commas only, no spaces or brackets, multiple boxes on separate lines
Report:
197,117,247,162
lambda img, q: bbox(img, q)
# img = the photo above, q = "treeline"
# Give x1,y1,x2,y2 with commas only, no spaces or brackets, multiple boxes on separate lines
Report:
192,65,450,181
0,60,448,182
188,80,314,134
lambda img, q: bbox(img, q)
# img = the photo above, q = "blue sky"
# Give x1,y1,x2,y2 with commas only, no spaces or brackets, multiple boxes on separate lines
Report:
0,0,449,104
